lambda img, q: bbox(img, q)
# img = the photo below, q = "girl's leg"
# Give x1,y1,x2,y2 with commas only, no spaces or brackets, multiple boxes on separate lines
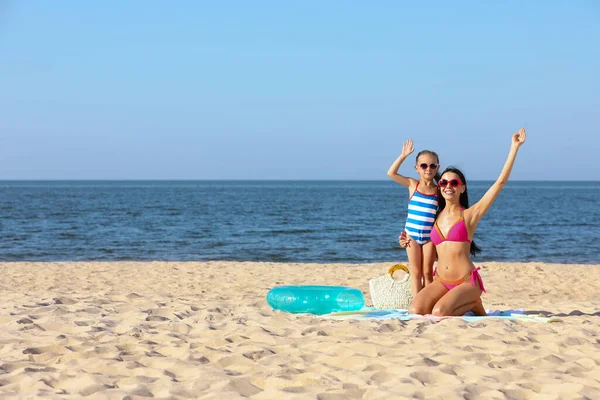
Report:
431,282,484,317
421,242,436,287
409,280,448,315
405,237,423,297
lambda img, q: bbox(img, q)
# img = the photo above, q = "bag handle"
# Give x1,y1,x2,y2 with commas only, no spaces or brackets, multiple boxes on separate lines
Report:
388,264,409,276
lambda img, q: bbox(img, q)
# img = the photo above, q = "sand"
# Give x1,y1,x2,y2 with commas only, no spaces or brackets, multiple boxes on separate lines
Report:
0,261,599,399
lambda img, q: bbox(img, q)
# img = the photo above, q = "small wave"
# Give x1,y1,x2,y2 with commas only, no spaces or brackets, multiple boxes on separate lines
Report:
267,229,316,235
58,232,78,238
336,237,373,243
207,242,228,248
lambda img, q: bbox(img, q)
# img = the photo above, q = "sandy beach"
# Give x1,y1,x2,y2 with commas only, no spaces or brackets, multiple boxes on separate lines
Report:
0,261,599,399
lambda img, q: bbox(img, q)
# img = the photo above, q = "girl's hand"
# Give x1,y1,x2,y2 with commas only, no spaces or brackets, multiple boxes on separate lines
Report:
512,128,526,148
401,139,414,158
398,231,411,248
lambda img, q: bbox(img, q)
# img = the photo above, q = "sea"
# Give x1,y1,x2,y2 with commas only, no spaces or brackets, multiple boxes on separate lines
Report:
0,180,598,264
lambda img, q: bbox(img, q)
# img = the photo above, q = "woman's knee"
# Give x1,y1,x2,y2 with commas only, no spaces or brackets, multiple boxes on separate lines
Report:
431,303,452,317
409,299,429,315
408,303,422,315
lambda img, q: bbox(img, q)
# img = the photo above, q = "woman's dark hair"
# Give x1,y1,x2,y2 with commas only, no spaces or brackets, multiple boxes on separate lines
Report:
415,150,441,183
436,166,482,257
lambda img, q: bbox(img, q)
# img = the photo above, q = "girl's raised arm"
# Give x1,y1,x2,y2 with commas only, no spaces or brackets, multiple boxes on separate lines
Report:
387,139,419,189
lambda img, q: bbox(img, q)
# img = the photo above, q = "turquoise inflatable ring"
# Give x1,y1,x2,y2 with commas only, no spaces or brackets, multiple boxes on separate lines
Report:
266,285,365,315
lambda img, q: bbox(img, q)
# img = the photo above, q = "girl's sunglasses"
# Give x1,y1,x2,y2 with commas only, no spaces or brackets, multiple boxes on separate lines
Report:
419,163,439,170
438,178,463,188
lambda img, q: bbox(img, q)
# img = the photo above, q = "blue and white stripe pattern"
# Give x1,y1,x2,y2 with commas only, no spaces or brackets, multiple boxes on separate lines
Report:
404,186,438,245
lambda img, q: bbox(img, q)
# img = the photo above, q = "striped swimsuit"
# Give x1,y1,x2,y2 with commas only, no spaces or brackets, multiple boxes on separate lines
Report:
404,183,439,245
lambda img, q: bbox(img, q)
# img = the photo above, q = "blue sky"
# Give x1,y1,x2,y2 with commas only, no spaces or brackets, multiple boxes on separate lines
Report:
1,1,598,180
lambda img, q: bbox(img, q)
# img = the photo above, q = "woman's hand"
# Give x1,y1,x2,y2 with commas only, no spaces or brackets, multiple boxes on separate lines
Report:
512,127,526,149
398,231,411,248
401,139,415,158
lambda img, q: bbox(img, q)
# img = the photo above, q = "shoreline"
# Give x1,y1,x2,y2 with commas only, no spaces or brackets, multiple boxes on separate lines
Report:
2,259,599,265
1,261,599,398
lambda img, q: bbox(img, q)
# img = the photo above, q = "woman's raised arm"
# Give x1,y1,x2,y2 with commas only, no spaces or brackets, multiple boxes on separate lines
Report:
468,128,527,224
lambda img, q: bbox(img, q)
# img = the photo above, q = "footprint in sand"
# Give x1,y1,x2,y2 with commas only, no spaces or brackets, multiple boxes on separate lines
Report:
242,348,276,361
222,378,262,397
410,369,462,386
53,297,78,305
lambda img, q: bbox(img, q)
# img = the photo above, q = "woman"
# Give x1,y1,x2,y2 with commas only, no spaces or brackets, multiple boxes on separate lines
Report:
408,128,526,316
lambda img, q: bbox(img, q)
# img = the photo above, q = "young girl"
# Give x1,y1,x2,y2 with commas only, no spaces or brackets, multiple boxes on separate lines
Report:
387,139,440,296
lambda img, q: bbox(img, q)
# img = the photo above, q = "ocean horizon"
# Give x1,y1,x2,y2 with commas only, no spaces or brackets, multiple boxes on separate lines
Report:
1,180,598,264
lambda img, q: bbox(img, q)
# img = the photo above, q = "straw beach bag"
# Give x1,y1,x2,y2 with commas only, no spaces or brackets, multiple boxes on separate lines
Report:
369,264,413,309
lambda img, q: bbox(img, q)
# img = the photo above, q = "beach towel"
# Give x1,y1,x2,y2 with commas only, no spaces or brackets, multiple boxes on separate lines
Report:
318,307,561,323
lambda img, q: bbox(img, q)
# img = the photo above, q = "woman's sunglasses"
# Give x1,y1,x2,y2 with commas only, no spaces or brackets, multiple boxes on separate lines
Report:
419,163,439,170
438,178,463,188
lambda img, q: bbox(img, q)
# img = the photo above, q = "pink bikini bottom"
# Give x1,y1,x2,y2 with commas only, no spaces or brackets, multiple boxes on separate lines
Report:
433,266,486,293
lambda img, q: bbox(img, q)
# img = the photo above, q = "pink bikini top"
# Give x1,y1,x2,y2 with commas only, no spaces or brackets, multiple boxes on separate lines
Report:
430,211,471,245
